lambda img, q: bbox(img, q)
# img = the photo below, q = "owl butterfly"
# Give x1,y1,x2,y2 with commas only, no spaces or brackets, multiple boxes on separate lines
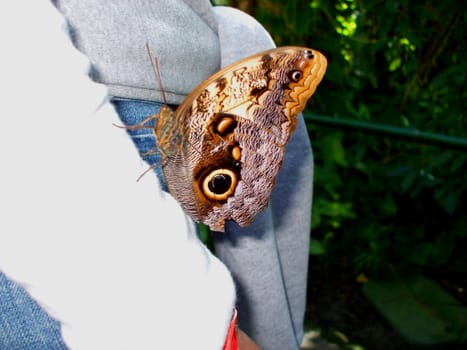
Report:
140,46,327,232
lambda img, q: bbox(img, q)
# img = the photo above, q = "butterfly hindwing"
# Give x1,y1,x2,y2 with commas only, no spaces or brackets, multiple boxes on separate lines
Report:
155,46,327,232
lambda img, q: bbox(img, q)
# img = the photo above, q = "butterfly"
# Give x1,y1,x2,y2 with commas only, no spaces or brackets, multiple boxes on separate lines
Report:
132,45,327,232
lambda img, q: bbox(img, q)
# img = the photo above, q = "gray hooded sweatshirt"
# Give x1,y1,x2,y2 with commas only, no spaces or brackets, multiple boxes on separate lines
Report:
52,2,312,349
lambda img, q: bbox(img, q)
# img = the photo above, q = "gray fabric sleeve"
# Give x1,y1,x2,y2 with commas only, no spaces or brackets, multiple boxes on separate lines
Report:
213,6,276,65
52,0,221,104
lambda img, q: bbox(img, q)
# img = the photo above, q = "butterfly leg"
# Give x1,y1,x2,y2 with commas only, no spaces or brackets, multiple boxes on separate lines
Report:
112,114,157,131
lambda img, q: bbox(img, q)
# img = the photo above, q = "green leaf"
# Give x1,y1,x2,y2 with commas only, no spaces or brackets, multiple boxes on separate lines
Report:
401,169,418,193
389,57,402,71
321,132,348,167
381,193,397,216
434,188,459,215
408,232,454,266
362,275,467,346
309,238,326,255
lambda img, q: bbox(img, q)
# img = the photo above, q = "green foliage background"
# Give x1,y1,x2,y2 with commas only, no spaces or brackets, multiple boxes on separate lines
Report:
216,0,466,278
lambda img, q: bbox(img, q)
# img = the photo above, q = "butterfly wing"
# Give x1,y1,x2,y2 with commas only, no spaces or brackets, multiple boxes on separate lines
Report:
156,46,327,232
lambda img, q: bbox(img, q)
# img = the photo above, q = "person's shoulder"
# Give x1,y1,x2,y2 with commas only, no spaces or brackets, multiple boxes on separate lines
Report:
212,6,276,65
182,0,218,32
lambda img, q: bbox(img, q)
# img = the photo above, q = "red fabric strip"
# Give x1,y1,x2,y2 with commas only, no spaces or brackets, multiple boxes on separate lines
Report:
222,309,238,350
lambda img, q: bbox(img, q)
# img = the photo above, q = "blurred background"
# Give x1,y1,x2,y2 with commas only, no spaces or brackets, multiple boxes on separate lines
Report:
212,1,466,349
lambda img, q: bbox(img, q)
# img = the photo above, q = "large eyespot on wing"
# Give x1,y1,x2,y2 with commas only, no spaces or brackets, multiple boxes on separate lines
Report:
191,145,242,207
195,115,243,204
202,168,238,201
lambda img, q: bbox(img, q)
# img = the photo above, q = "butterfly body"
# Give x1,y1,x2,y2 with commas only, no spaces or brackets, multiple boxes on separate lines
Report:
153,46,327,232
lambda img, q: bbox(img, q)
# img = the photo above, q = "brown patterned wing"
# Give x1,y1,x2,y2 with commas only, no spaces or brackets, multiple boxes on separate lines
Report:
155,46,327,232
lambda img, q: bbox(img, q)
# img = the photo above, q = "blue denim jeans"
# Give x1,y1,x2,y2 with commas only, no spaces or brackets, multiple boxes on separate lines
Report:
0,98,168,349
0,273,68,349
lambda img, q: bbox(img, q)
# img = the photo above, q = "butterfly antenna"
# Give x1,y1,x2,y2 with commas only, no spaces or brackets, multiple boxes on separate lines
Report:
146,42,169,106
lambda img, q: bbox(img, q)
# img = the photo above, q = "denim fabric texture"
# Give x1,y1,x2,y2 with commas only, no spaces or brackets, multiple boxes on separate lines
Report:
0,273,68,350
111,98,170,190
